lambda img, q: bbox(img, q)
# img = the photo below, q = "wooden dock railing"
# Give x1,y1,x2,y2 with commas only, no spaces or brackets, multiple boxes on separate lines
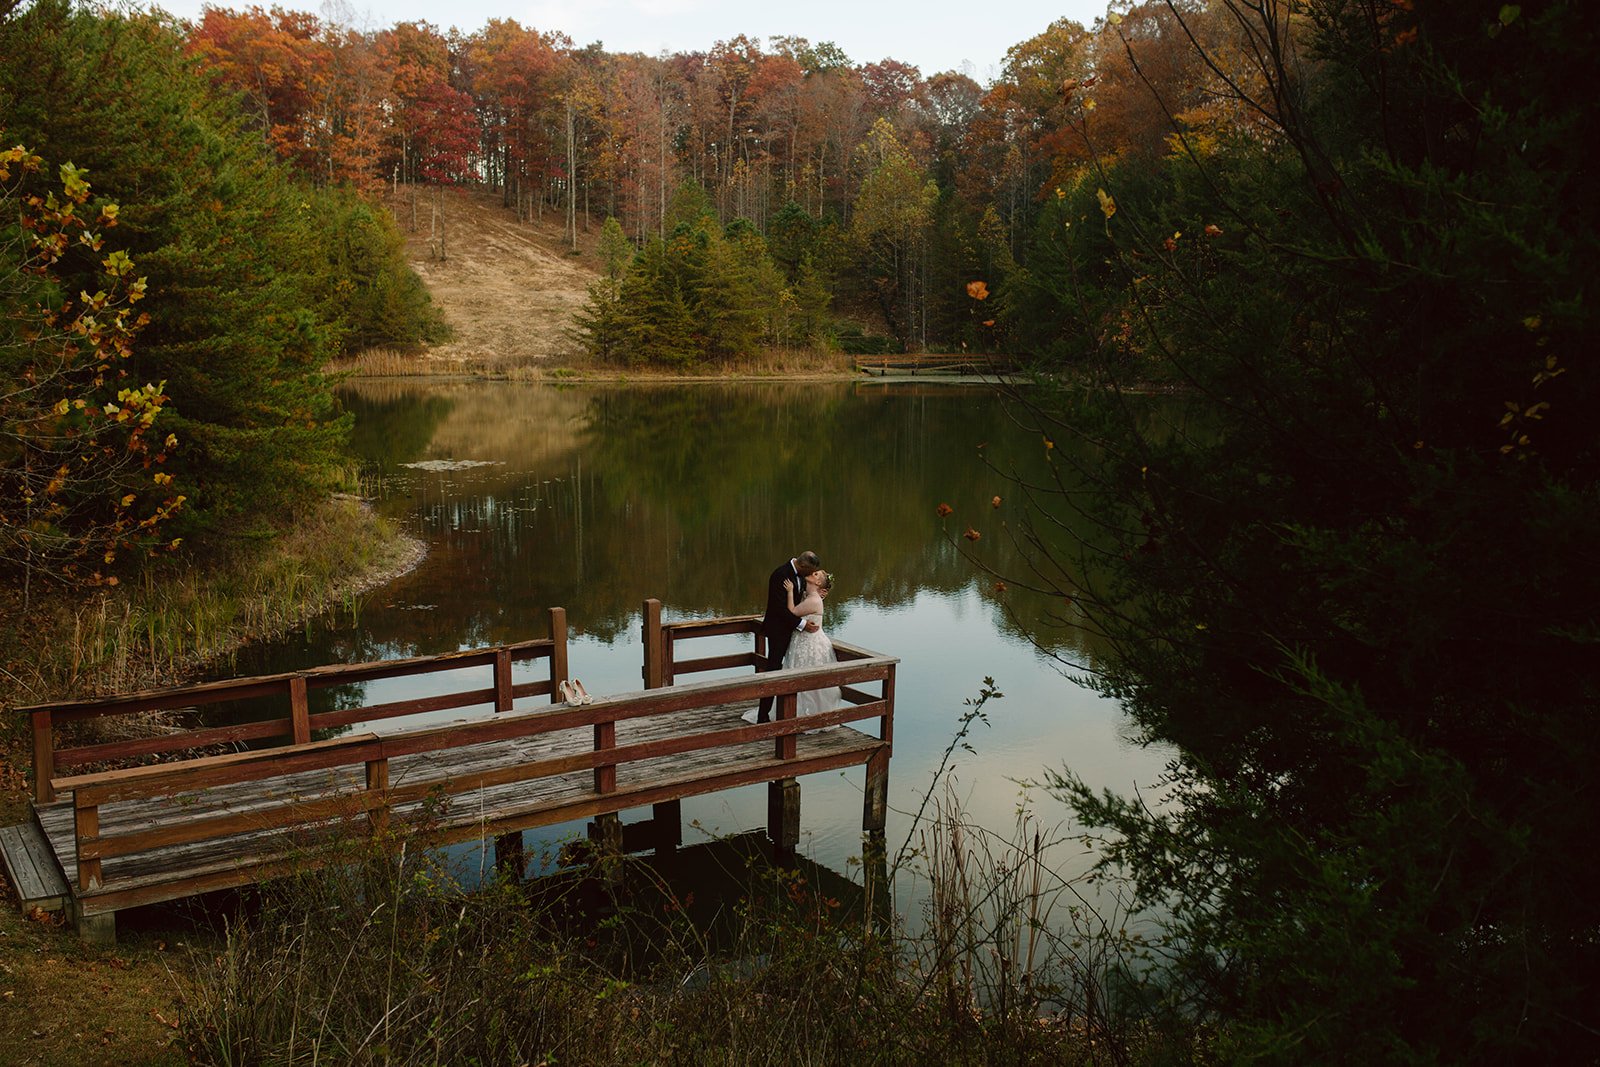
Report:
18,600,894,937
19,608,569,804
642,598,894,754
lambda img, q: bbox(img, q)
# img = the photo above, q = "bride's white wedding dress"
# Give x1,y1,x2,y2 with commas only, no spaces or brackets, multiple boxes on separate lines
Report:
785,610,842,722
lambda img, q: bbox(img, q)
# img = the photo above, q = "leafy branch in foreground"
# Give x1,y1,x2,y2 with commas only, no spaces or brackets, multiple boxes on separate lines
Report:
1,143,182,602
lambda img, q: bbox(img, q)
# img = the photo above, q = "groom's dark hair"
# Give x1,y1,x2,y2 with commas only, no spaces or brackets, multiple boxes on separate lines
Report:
796,550,821,575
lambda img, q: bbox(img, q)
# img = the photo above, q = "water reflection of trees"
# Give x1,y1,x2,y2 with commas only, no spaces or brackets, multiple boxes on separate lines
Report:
328,380,1139,663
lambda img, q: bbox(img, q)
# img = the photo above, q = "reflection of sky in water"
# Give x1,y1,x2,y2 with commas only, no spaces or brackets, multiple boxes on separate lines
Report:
332,581,1170,924
237,381,1177,925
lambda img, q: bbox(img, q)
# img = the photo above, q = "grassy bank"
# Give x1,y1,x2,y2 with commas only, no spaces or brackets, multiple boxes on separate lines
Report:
0,495,419,1066
330,343,862,382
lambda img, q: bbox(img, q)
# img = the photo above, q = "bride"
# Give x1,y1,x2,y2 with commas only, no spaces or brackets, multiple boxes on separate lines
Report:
781,570,842,721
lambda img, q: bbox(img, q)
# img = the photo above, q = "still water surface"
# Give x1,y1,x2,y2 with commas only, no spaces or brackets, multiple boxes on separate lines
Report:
230,379,1170,907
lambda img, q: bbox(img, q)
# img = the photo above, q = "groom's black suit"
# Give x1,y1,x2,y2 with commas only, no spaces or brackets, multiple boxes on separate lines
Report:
757,559,805,722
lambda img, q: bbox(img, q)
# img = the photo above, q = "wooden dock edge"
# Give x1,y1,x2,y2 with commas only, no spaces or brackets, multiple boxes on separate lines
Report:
64,739,888,920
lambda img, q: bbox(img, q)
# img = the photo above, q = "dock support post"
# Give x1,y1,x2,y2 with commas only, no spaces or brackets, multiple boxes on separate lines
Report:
651,800,681,855
588,812,624,887
862,748,889,835
861,749,891,933
768,777,800,857
548,607,568,700
494,831,525,881
75,906,115,947
642,598,663,689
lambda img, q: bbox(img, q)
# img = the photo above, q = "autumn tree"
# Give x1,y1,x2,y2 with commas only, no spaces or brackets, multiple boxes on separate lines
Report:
849,119,937,349
2,1,355,537
0,146,181,601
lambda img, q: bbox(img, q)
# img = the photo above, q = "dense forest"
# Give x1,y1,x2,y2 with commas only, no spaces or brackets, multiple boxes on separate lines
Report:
5,0,1600,1061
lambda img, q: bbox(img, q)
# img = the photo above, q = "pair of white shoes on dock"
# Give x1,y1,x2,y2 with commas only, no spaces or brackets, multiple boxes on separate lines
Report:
558,679,597,705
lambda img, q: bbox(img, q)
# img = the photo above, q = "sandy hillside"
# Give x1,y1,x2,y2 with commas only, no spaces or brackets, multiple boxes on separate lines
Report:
388,187,602,368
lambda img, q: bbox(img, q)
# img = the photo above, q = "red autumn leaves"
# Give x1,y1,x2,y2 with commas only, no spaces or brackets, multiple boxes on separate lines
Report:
936,494,1003,544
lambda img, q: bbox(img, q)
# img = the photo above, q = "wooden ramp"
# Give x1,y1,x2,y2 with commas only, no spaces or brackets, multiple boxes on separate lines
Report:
0,819,70,912
13,601,896,943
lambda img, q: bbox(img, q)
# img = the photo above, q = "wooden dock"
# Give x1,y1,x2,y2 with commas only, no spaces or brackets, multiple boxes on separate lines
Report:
854,353,1017,377
4,601,895,943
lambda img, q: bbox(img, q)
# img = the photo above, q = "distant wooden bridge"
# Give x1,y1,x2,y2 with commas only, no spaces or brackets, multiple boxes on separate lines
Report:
854,353,1018,377
2,600,895,943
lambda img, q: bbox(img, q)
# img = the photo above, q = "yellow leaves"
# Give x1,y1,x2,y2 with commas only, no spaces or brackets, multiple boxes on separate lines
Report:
103,249,135,277
966,280,990,301
120,494,136,507
53,398,71,416
164,433,178,449
1533,354,1565,387
1,143,44,183
1054,187,1066,200
1164,231,1182,252
58,161,91,202
1107,11,1124,25
153,472,173,487
1096,188,1116,219
1043,436,1055,450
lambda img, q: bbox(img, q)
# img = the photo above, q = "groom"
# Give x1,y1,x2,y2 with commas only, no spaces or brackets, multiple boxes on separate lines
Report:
756,550,821,723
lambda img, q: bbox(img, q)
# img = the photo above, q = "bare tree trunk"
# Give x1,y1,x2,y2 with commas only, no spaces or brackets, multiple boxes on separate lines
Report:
567,99,578,253
658,83,668,239
430,186,447,260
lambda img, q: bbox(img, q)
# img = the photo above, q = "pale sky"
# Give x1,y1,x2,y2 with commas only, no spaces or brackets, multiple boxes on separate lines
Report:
140,0,1113,84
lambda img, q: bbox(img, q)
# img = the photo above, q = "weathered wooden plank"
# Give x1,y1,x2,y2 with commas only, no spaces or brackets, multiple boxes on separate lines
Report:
308,688,495,732
21,676,299,720
81,790,380,861
0,823,66,905
298,639,552,685
18,816,70,904
54,717,287,770
670,652,762,676
661,617,759,638
59,734,382,806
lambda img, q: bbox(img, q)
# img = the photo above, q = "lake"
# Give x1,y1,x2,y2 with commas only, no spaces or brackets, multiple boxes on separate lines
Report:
228,378,1170,914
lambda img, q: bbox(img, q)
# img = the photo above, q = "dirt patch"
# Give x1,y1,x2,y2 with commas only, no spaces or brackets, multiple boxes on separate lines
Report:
385,187,602,369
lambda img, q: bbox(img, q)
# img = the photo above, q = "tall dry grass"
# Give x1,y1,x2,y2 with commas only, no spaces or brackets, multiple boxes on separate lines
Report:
176,783,1191,1064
